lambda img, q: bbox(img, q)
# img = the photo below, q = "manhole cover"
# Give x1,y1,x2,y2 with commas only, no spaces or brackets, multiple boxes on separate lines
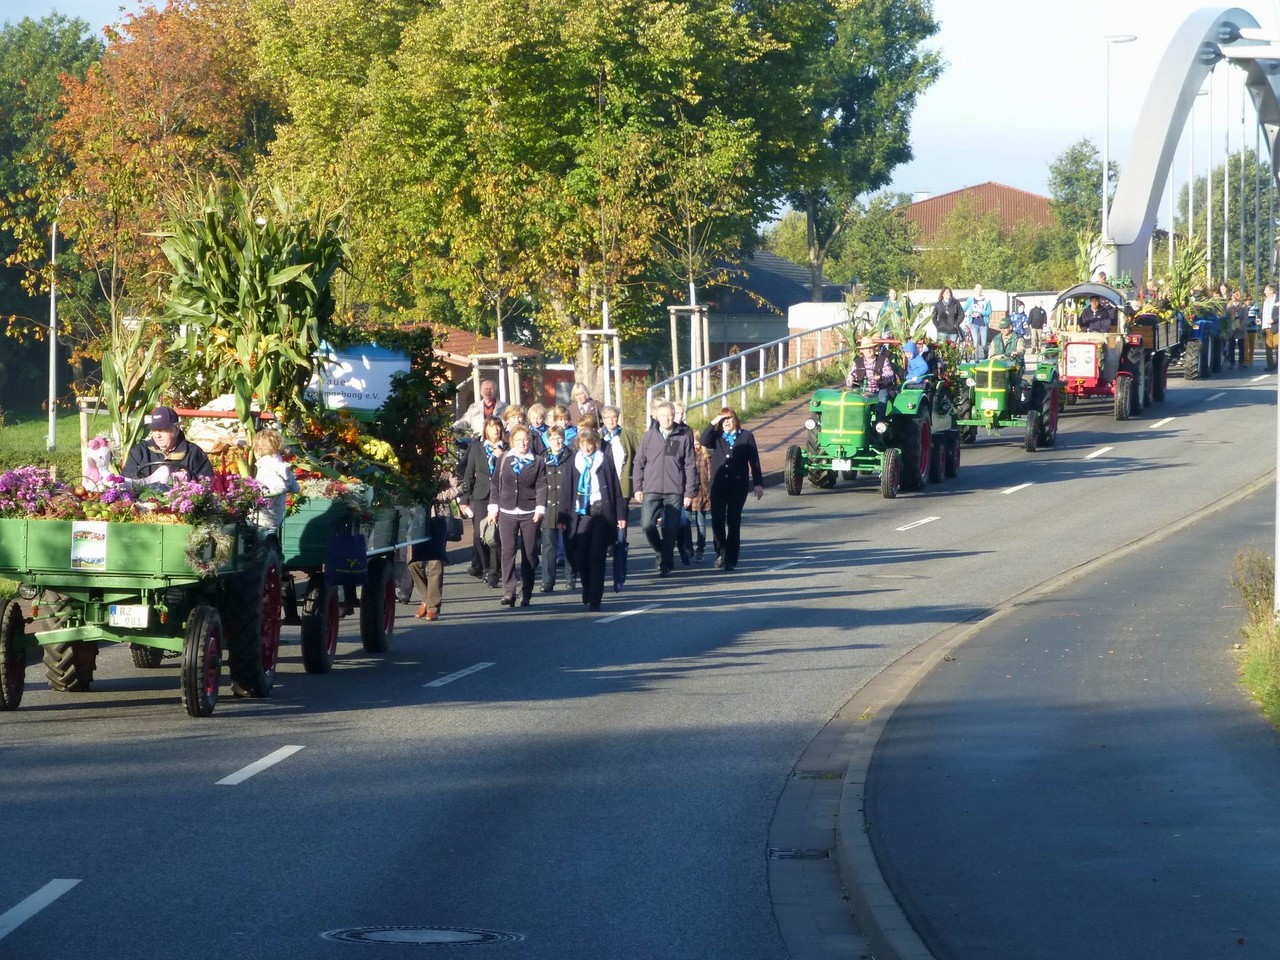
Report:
321,927,525,945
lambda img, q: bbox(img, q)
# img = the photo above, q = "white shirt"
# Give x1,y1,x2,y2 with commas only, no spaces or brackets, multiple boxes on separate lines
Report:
253,454,300,529
573,450,604,507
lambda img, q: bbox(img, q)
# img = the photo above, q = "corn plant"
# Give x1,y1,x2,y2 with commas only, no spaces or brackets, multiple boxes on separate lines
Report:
99,318,170,462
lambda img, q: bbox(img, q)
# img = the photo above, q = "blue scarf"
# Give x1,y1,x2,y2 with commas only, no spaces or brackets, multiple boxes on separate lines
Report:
484,442,501,475
601,425,620,442
511,454,533,476
723,430,738,449
545,448,565,467
563,425,578,446
575,451,599,515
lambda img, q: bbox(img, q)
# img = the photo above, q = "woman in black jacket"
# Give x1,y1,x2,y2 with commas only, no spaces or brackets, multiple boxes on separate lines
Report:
488,425,547,607
932,287,965,345
540,425,573,593
563,428,627,611
699,408,763,572
459,416,505,587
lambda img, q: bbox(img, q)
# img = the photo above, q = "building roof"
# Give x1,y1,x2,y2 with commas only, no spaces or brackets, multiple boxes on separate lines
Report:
401,323,542,368
904,182,1054,246
704,249,846,315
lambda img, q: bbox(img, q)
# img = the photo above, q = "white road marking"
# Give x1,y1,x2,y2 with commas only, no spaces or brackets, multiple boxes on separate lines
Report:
1206,391,1226,402
1083,446,1113,461
0,880,81,941
1002,483,1033,495
423,662,495,688
597,603,663,624
1149,417,1175,429
216,746,305,785
766,556,815,572
895,517,940,531
1252,374,1271,383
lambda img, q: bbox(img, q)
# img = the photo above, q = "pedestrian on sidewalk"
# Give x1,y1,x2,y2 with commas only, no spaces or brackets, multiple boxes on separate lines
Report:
489,425,547,608
459,416,505,587
932,287,964,346
540,425,572,593
409,511,451,622
632,399,698,577
564,428,627,611
700,408,763,572
687,429,713,561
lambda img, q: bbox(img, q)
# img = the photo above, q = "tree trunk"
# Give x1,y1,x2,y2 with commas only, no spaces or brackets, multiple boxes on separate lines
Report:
806,195,825,301
574,337,605,402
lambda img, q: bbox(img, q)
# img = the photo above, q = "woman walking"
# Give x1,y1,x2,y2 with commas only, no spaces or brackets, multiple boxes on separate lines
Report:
699,408,764,572
563,428,627,612
488,425,547,607
459,416,506,587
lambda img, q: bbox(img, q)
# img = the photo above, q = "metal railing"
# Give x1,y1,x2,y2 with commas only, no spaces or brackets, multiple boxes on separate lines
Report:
646,317,851,420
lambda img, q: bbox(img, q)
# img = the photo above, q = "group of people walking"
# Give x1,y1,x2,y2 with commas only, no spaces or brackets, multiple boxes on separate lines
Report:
440,382,764,617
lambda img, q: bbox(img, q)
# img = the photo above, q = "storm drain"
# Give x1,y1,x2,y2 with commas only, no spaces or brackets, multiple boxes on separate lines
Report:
768,848,830,860
321,927,525,945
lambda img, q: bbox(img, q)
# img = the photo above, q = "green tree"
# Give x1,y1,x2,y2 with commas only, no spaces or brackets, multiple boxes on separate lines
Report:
1047,137,1116,242
1176,148,1271,292
761,210,810,268
784,0,941,298
826,192,919,294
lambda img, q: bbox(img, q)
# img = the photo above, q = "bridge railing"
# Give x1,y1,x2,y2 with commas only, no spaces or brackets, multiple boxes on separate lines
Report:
646,318,851,421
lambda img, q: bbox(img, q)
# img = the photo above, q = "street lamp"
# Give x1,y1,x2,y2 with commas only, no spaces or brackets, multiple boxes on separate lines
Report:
1103,34,1138,241
48,194,74,453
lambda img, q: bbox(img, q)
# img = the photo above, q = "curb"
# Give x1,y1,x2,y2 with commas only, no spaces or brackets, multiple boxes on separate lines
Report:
832,469,1277,960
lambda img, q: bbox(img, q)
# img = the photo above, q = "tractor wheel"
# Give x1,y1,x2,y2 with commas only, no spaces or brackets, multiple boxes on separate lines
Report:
808,470,836,488
784,446,804,496
1183,339,1202,380
43,641,97,693
0,599,26,711
360,559,395,654
300,576,340,674
944,434,961,479
130,644,165,669
955,394,977,445
224,551,282,698
181,605,222,718
1114,376,1132,421
900,417,931,492
1152,353,1168,401
880,448,901,499
1142,358,1154,407
928,436,945,484
1024,412,1040,453
1041,383,1060,448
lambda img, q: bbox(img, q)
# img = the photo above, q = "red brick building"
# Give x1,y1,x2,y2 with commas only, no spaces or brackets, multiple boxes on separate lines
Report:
904,182,1054,248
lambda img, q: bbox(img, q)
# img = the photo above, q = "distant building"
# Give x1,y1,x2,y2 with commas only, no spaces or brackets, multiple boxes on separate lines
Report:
903,182,1054,249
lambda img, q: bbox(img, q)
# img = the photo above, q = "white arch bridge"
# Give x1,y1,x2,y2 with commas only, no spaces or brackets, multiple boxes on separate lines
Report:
1108,5,1280,281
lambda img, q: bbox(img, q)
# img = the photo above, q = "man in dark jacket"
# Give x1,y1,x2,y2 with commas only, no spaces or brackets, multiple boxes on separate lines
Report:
631,399,698,577
123,406,214,488
1079,295,1115,333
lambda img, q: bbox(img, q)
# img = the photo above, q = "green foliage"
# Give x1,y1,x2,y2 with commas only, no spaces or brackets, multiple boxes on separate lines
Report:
158,182,348,430
1176,148,1272,291
0,411,84,479
827,192,919,293
1048,137,1111,240
1167,237,1206,312
762,210,810,268
1074,229,1104,282
1231,549,1280,726
99,318,170,457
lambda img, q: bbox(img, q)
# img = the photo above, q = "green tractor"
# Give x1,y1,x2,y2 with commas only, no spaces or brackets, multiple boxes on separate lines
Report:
784,372,959,499
953,353,1061,452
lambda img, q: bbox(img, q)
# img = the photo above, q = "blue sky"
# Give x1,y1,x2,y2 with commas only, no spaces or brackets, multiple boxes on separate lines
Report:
18,0,1280,204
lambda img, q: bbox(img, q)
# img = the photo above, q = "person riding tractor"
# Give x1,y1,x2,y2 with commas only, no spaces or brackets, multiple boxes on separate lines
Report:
845,337,901,423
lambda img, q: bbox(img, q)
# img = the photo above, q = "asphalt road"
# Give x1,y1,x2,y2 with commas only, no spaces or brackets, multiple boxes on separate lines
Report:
0,364,1275,960
866,481,1280,960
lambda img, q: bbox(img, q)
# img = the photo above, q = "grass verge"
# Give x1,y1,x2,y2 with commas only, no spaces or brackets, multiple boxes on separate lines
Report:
0,411,87,479
1232,548,1280,725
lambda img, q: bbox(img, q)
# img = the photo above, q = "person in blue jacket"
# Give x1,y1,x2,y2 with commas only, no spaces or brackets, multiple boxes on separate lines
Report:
963,284,993,359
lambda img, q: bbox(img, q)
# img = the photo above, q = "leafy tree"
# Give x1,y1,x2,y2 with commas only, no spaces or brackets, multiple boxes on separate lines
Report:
1176,148,1271,292
1047,137,1116,242
913,195,1070,291
761,210,810,268
826,192,919,294
783,0,941,298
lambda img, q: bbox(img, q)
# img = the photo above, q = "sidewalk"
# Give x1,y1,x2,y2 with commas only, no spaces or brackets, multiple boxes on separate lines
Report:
739,395,812,485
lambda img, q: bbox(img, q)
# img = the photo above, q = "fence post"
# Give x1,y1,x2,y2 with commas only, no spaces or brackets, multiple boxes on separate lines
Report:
739,353,748,410
758,349,766,399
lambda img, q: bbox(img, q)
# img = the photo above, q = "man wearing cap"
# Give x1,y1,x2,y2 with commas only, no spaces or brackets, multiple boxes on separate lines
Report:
1079,294,1115,334
988,319,1022,361
123,406,214,488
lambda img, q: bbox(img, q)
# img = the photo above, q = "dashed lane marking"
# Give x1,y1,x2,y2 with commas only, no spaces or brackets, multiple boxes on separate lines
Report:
1002,483,1033,495
1083,446,1113,461
0,881,81,941
1149,417,1175,429
216,746,305,785
767,557,815,572
423,662,495,688
597,603,664,624
1206,391,1226,402
895,517,940,532
1252,374,1271,383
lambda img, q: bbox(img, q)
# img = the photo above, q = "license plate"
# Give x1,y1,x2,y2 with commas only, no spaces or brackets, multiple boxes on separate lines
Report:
980,398,999,411
831,459,853,472
108,604,149,629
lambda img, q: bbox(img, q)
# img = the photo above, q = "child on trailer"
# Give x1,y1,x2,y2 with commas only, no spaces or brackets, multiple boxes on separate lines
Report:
250,428,300,533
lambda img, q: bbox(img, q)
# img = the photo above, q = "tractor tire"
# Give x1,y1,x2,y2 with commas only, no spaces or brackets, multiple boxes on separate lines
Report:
1183,339,1201,380
181,605,222,718
955,394,977,445
1152,353,1168,401
0,599,26,711
300,576,340,674
130,644,165,669
899,416,931,492
1210,336,1223,373
784,446,804,496
880,448,901,499
44,641,97,693
943,434,961,479
360,559,395,654
224,551,282,698
1142,358,1154,408
804,436,834,487
1041,383,1060,448
1024,412,1040,453
1114,375,1132,421
928,436,945,484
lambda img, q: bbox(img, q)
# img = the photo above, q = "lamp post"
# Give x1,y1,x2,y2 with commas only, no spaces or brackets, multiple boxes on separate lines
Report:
1103,33,1138,241
47,194,73,453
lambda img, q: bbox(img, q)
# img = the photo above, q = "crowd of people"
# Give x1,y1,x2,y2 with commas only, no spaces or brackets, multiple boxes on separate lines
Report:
432,382,764,617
